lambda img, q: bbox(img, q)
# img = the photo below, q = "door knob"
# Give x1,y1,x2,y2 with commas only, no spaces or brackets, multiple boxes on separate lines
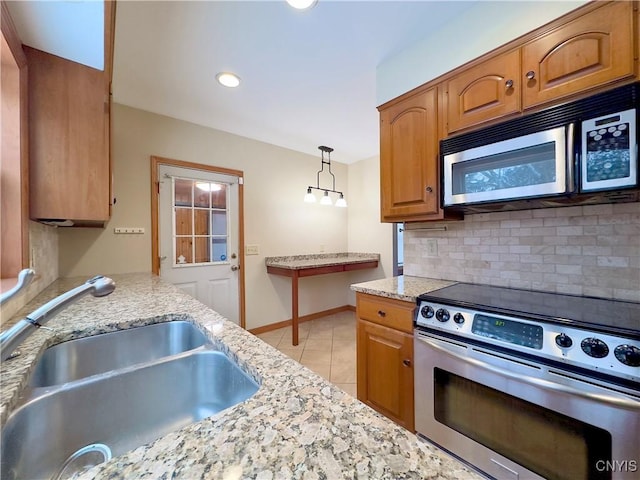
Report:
231,265,240,271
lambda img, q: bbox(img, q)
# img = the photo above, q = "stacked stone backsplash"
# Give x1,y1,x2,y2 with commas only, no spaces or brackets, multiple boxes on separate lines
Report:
403,203,640,302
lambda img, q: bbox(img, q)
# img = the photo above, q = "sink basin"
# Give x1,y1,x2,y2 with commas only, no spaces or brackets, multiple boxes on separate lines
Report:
29,321,210,386
1,350,259,480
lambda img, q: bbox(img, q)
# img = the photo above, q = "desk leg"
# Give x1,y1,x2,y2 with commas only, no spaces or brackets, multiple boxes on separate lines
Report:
292,270,299,346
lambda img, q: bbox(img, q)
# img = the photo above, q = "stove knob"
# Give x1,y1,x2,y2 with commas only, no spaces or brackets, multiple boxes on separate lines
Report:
581,338,609,358
555,333,573,349
435,309,450,323
420,305,435,319
453,313,465,325
614,345,640,367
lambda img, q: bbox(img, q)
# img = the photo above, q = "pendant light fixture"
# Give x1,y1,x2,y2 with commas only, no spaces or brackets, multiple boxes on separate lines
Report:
303,146,347,207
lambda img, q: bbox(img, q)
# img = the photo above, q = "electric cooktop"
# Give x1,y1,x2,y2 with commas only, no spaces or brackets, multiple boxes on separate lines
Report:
418,283,640,339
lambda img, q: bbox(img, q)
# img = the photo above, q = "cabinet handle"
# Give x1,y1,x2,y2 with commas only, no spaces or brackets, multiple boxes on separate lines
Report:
377,310,386,317
403,359,412,367
505,79,514,89
425,186,433,193
525,70,535,80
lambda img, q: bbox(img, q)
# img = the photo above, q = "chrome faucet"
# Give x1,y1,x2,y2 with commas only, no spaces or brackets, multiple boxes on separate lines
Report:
0,268,36,307
0,275,116,361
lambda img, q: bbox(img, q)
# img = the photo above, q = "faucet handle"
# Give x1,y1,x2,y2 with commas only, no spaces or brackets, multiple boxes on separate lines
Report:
0,269,36,307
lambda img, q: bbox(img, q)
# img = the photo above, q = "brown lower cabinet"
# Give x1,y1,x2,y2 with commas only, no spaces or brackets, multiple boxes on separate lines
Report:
356,293,414,431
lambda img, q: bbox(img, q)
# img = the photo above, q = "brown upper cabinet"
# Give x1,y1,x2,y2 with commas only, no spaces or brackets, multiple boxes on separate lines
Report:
446,49,522,134
380,87,439,221
446,1,636,135
379,87,461,222
28,1,115,227
521,1,635,108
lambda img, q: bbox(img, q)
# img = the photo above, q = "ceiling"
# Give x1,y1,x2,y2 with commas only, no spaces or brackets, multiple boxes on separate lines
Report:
8,1,481,165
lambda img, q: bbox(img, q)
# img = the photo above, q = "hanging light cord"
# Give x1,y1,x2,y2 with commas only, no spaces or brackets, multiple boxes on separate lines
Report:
307,146,343,196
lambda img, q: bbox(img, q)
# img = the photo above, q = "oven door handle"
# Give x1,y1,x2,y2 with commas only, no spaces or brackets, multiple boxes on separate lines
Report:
417,335,640,411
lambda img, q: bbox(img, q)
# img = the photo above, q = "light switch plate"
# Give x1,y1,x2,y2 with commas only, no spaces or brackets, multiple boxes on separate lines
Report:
246,244,260,255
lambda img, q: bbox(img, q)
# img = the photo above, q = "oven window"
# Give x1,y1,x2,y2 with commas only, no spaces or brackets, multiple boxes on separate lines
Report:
452,142,557,194
433,368,612,480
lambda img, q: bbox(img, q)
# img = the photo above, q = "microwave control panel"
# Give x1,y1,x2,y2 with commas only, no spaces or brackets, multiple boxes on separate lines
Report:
581,108,637,191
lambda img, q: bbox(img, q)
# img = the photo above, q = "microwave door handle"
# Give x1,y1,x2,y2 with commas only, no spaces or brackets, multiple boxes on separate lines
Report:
566,122,576,193
416,335,640,410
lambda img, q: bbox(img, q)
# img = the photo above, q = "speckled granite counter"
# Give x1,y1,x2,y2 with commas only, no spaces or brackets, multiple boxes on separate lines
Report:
265,252,380,270
351,275,457,302
1,273,481,479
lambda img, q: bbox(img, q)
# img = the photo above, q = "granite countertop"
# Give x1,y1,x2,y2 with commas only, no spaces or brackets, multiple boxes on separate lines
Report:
0,273,481,479
351,275,457,302
265,252,380,270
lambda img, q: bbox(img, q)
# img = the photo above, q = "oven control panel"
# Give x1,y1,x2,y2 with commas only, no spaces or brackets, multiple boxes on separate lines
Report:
415,299,640,383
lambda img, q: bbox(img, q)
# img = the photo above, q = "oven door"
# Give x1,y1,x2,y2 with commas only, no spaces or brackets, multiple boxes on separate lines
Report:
414,330,640,480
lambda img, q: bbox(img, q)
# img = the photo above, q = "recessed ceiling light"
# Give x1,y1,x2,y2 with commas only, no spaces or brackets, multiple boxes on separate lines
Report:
286,0,317,10
216,72,241,88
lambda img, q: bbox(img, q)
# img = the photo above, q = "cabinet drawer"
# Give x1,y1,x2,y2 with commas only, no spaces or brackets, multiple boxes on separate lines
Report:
356,293,414,334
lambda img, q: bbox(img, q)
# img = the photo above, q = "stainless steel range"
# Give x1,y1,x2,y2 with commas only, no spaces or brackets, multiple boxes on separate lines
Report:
414,283,640,480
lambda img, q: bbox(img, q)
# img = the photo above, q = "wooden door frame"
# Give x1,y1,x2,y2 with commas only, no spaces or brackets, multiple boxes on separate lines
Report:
150,155,246,329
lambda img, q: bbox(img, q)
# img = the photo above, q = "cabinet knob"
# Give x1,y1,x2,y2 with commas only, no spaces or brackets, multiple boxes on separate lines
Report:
425,186,433,193
525,70,536,80
403,359,411,367
377,310,386,317
505,79,514,89
231,265,240,271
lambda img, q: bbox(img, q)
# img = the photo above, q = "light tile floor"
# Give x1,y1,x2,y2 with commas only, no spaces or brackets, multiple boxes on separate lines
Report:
256,310,357,397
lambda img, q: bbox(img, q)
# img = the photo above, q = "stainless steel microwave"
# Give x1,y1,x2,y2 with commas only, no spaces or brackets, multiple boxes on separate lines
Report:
441,83,639,212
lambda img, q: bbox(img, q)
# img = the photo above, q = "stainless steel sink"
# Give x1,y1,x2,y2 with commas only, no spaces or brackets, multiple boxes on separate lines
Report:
29,321,210,386
1,350,259,480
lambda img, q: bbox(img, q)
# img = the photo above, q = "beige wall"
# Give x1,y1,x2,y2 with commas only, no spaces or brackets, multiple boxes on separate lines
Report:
346,154,393,304
376,0,589,104
404,203,640,302
58,103,390,329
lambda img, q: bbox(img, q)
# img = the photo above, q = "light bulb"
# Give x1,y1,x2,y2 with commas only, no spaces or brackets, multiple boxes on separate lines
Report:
335,194,347,208
195,182,222,192
304,188,316,203
320,191,333,205
216,72,241,88
286,0,317,10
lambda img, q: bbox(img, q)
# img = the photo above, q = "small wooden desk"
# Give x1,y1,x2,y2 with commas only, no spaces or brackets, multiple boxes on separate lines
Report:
266,253,380,345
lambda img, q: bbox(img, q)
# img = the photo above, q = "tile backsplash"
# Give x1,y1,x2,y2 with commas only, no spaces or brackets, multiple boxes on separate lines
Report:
0,222,59,323
404,203,640,302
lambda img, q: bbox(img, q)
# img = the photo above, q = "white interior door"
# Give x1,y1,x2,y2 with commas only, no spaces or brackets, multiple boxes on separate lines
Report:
158,164,240,324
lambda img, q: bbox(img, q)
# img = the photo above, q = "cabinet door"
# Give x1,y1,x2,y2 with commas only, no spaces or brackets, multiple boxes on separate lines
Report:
27,47,110,224
357,319,414,431
446,49,521,133
379,87,439,221
522,1,634,108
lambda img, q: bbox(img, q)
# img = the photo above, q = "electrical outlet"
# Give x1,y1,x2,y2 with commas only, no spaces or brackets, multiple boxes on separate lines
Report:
246,244,260,255
114,227,145,234
425,238,438,257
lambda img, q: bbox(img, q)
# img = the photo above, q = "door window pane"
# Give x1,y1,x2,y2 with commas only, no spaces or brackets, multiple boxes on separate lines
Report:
212,211,227,235
175,238,193,264
174,208,193,235
172,177,229,266
174,179,193,206
212,238,227,262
